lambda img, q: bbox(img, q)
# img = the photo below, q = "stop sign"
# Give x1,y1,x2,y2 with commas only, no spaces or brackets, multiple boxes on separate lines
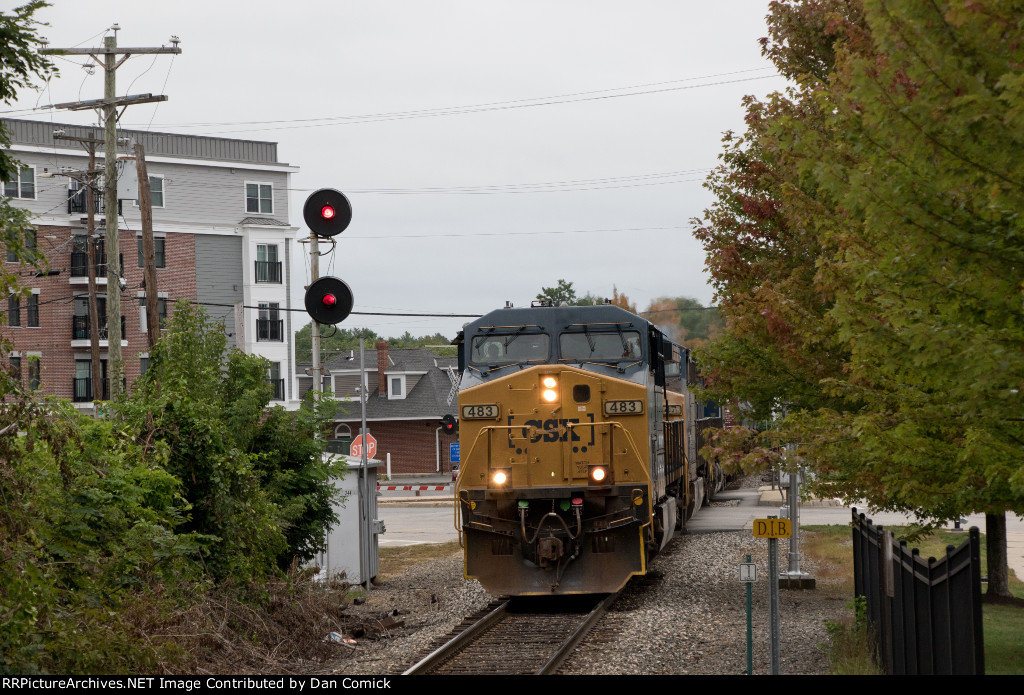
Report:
349,433,377,459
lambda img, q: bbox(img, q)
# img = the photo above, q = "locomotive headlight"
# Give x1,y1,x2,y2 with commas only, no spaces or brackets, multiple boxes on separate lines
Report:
589,464,608,484
492,469,509,486
541,376,559,403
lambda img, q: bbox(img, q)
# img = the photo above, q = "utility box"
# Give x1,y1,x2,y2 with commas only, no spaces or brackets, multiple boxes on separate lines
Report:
313,456,384,586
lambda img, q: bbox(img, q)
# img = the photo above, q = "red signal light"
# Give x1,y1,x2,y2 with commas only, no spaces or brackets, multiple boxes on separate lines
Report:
322,293,337,306
321,205,335,220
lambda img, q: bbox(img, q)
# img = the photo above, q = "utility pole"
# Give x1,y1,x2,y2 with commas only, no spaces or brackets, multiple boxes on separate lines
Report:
44,28,181,400
53,132,104,403
134,143,159,350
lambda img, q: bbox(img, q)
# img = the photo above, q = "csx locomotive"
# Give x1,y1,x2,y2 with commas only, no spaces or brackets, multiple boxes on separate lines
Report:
452,302,724,595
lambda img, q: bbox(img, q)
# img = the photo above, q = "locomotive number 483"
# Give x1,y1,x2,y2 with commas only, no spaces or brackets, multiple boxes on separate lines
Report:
603,399,644,415
462,404,500,419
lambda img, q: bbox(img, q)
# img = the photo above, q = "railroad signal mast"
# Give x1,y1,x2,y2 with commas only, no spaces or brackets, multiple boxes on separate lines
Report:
302,188,354,388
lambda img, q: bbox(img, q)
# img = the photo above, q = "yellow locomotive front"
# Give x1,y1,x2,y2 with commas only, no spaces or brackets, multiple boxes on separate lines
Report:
454,304,681,595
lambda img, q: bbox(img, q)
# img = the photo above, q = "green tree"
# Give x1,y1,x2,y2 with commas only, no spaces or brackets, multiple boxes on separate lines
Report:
794,0,1024,597
536,279,578,306
121,303,342,581
294,324,454,362
693,0,1024,597
0,2,55,296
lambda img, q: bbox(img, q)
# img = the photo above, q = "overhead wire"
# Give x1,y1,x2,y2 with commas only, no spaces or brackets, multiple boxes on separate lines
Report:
135,67,781,134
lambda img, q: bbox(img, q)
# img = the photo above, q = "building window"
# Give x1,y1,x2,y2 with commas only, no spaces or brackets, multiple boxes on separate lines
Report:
389,374,406,399
27,354,40,390
245,183,273,214
266,362,284,401
257,302,283,341
6,228,35,263
8,294,20,327
149,175,164,207
139,295,168,332
3,166,35,199
139,354,149,376
26,292,38,327
255,244,281,283
137,236,166,268
9,355,20,383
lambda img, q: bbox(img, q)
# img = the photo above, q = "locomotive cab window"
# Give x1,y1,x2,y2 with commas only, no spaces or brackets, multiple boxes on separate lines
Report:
470,333,549,364
559,330,642,362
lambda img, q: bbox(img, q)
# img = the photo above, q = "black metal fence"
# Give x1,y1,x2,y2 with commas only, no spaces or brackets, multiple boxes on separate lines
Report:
851,508,985,674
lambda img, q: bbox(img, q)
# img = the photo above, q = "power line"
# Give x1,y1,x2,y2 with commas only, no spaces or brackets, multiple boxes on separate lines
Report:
131,68,782,135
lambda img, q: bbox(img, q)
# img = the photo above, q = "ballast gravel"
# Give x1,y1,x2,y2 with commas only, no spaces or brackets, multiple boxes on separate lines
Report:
302,487,852,675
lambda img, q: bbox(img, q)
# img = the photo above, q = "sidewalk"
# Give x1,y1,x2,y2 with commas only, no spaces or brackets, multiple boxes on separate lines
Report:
757,485,1024,582
372,475,1024,581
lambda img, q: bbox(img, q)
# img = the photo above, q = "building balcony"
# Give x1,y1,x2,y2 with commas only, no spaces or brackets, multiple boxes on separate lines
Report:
72,314,126,341
72,377,109,403
256,318,283,341
68,189,122,216
255,260,282,284
70,252,122,283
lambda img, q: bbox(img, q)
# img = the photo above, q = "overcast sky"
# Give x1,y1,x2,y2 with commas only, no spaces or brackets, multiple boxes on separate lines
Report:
3,0,780,340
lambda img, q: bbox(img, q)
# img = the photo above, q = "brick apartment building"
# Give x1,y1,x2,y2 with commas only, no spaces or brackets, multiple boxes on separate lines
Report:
1,118,301,409
297,341,460,474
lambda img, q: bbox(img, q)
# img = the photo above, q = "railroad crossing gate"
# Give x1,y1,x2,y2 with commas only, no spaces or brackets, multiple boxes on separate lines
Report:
350,433,377,459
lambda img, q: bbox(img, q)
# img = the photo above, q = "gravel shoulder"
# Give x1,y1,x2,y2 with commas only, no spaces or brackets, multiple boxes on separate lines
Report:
295,525,849,676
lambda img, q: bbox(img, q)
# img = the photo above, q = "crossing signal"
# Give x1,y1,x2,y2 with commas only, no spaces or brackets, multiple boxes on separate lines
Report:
440,414,457,435
303,188,352,238
305,276,353,324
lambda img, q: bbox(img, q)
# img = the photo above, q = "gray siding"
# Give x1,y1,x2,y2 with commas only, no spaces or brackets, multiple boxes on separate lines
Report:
2,149,291,227
195,235,244,350
3,118,281,164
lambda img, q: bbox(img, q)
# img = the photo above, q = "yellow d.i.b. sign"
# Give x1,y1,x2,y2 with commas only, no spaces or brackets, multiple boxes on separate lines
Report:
753,518,792,538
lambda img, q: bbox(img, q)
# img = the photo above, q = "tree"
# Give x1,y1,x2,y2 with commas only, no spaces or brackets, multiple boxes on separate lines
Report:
609,286,637,314
795,0,1024,597
693,0,1024,598
293,324,454,363
121,302,342,581
536,279,578,306
644,296,722,348
0,2,55,297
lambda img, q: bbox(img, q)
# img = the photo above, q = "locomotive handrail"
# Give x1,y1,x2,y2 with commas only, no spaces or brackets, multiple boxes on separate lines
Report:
454,421,651,535
457,421,649,481
565,420,650,481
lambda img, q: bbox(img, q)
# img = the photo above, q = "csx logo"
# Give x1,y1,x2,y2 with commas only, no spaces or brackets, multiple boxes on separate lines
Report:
509,415,595,446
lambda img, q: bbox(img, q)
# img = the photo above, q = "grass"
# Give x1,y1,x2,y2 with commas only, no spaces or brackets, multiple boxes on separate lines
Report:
800,524,1024,675
378,540,462,580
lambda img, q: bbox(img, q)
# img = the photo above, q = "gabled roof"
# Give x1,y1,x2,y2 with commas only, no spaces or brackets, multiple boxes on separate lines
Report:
315,347,459,421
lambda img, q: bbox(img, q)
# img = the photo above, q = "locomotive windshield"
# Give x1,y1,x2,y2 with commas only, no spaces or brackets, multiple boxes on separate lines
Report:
470,332,550,364
559,330,642,361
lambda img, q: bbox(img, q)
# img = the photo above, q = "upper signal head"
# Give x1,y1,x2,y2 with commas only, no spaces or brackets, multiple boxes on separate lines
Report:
303,188,352,237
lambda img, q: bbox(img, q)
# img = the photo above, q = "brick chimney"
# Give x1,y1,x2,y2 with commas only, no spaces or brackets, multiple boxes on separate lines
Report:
377,340,388,396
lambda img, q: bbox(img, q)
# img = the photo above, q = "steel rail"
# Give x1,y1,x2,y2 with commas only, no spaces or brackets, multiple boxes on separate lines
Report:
402,600,509,675
535,592,618,675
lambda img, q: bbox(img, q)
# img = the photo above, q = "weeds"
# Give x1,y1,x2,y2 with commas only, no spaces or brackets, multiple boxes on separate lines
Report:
822,597,882,675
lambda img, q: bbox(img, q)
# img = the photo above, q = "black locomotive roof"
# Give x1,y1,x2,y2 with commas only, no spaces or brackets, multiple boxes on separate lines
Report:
464,304,652,336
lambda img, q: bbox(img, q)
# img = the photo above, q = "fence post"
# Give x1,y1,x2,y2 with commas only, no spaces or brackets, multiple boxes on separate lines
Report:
969,527,985,675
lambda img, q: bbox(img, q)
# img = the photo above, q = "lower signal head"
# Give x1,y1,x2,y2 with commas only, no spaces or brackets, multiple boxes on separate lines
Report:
305,276,353,324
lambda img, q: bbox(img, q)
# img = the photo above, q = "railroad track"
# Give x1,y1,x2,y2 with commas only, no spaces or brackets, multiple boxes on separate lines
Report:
403,593,618,675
